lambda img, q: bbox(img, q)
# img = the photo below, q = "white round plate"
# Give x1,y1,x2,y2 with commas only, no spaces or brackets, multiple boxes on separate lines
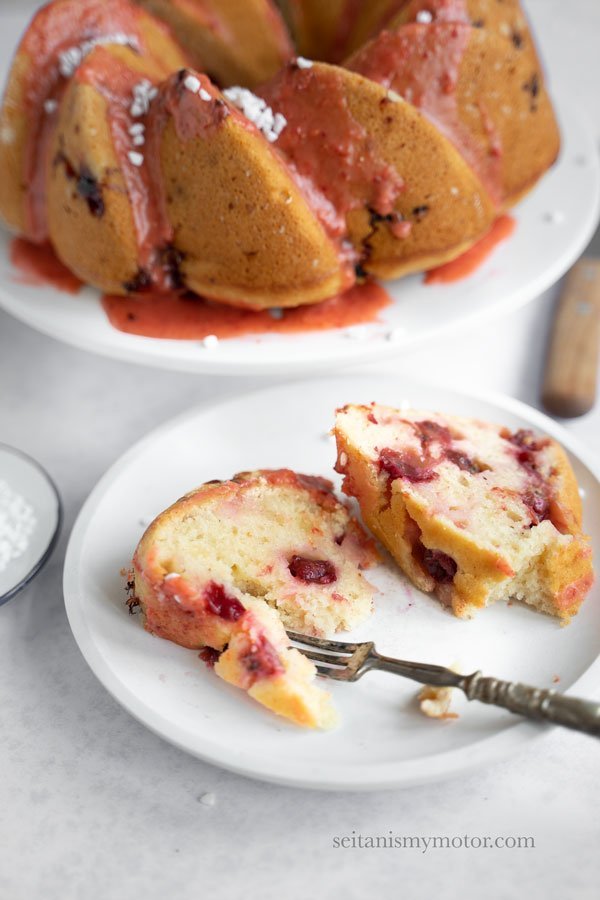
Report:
0,95,599,375
0,444,62,605
63,374,600,790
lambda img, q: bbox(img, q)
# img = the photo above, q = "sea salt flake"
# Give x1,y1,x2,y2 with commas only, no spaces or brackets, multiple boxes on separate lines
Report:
416,10,433,24
295,57,313,69
199,88,212,102
128,151,144,167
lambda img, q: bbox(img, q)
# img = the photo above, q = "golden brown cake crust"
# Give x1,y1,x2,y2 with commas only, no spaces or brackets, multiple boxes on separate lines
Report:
334,404,594,621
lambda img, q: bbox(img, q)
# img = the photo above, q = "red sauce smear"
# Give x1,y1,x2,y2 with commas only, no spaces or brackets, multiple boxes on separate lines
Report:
10,235,390,339
424,214,515,283
10,238,83,294
101,281,391,340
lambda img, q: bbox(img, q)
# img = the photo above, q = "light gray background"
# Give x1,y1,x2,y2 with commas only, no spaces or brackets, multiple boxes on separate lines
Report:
1,2,599,898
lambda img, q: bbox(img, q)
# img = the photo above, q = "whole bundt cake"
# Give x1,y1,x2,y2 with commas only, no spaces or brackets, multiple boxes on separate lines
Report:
132,469,379,727
0,0,559,308
334,404,594,621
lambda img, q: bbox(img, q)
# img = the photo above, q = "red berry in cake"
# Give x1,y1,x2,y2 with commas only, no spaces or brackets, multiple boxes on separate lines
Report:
335,403,594,621
133,469,379,728
289,555,337,584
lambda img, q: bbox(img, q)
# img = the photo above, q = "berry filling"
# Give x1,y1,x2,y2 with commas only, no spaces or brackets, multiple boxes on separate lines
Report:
204,582,246,621
379,447,438,483
523,489,551,526
239,634,285,684
422,549,458,584
445,449,484,474
415,420,452,447
199,647,221,668
289,555,337,584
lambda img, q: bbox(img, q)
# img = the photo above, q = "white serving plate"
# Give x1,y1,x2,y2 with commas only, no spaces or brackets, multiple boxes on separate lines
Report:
63,374,600,790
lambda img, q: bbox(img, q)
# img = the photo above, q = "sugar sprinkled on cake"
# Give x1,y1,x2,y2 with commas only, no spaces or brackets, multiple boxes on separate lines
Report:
223,86,287,142
58,33,136,78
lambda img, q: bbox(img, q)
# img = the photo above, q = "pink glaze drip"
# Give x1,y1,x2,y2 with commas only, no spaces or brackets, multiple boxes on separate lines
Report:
425,215,515,283
261,64,406,253
16,0,148,241
76,47,175,290
101,279,392,339
9,238,83,294
347,23,504,206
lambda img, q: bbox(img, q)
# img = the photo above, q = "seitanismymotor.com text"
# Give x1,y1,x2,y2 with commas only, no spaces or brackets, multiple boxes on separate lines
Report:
332,832,535,852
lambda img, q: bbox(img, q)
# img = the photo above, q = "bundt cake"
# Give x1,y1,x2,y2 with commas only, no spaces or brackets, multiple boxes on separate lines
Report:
0,0,559,307
132,469,379,727
334,404,594,621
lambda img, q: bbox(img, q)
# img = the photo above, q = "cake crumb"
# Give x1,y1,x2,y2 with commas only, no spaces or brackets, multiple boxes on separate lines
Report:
418,684,459,719
418,663,462,719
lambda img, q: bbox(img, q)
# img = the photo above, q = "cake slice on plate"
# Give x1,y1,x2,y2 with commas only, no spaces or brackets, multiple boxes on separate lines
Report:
334,403,594,620
132,469,379,727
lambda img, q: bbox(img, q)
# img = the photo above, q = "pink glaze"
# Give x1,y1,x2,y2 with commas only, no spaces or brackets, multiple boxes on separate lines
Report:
15,0,151,241
10,237,83,293
557,571,595,610
347,23,504,206
75,47,176,290
261,63,406,251
425,215,516,283
101,280,392,340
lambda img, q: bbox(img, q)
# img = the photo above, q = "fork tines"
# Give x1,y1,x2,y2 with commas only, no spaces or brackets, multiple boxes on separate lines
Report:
286,631,359,653
286,631,372,681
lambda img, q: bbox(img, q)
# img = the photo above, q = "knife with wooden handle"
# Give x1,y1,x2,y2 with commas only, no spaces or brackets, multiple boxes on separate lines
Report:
542,258,600,418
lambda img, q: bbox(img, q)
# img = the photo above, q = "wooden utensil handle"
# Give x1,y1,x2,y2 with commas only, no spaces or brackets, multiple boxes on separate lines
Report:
542,258,600,417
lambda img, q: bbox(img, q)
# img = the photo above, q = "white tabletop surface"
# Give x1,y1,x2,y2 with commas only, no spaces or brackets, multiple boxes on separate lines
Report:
1,2,599,898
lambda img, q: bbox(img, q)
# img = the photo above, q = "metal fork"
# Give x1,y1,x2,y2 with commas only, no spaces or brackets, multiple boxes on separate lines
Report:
287,632,600,737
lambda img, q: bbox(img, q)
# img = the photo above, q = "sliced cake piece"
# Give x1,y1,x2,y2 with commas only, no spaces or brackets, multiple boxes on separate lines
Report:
343,0,540,61
387,0,541,66
132,469,379,727
147,70,352,307
334,404,594,621
136,0,293,88
0,0,185,243
347,21,559,208
46,44,183,294
260,61,495,280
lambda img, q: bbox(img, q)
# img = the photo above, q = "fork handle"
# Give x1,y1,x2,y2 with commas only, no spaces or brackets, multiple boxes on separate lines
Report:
462,671,600,737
